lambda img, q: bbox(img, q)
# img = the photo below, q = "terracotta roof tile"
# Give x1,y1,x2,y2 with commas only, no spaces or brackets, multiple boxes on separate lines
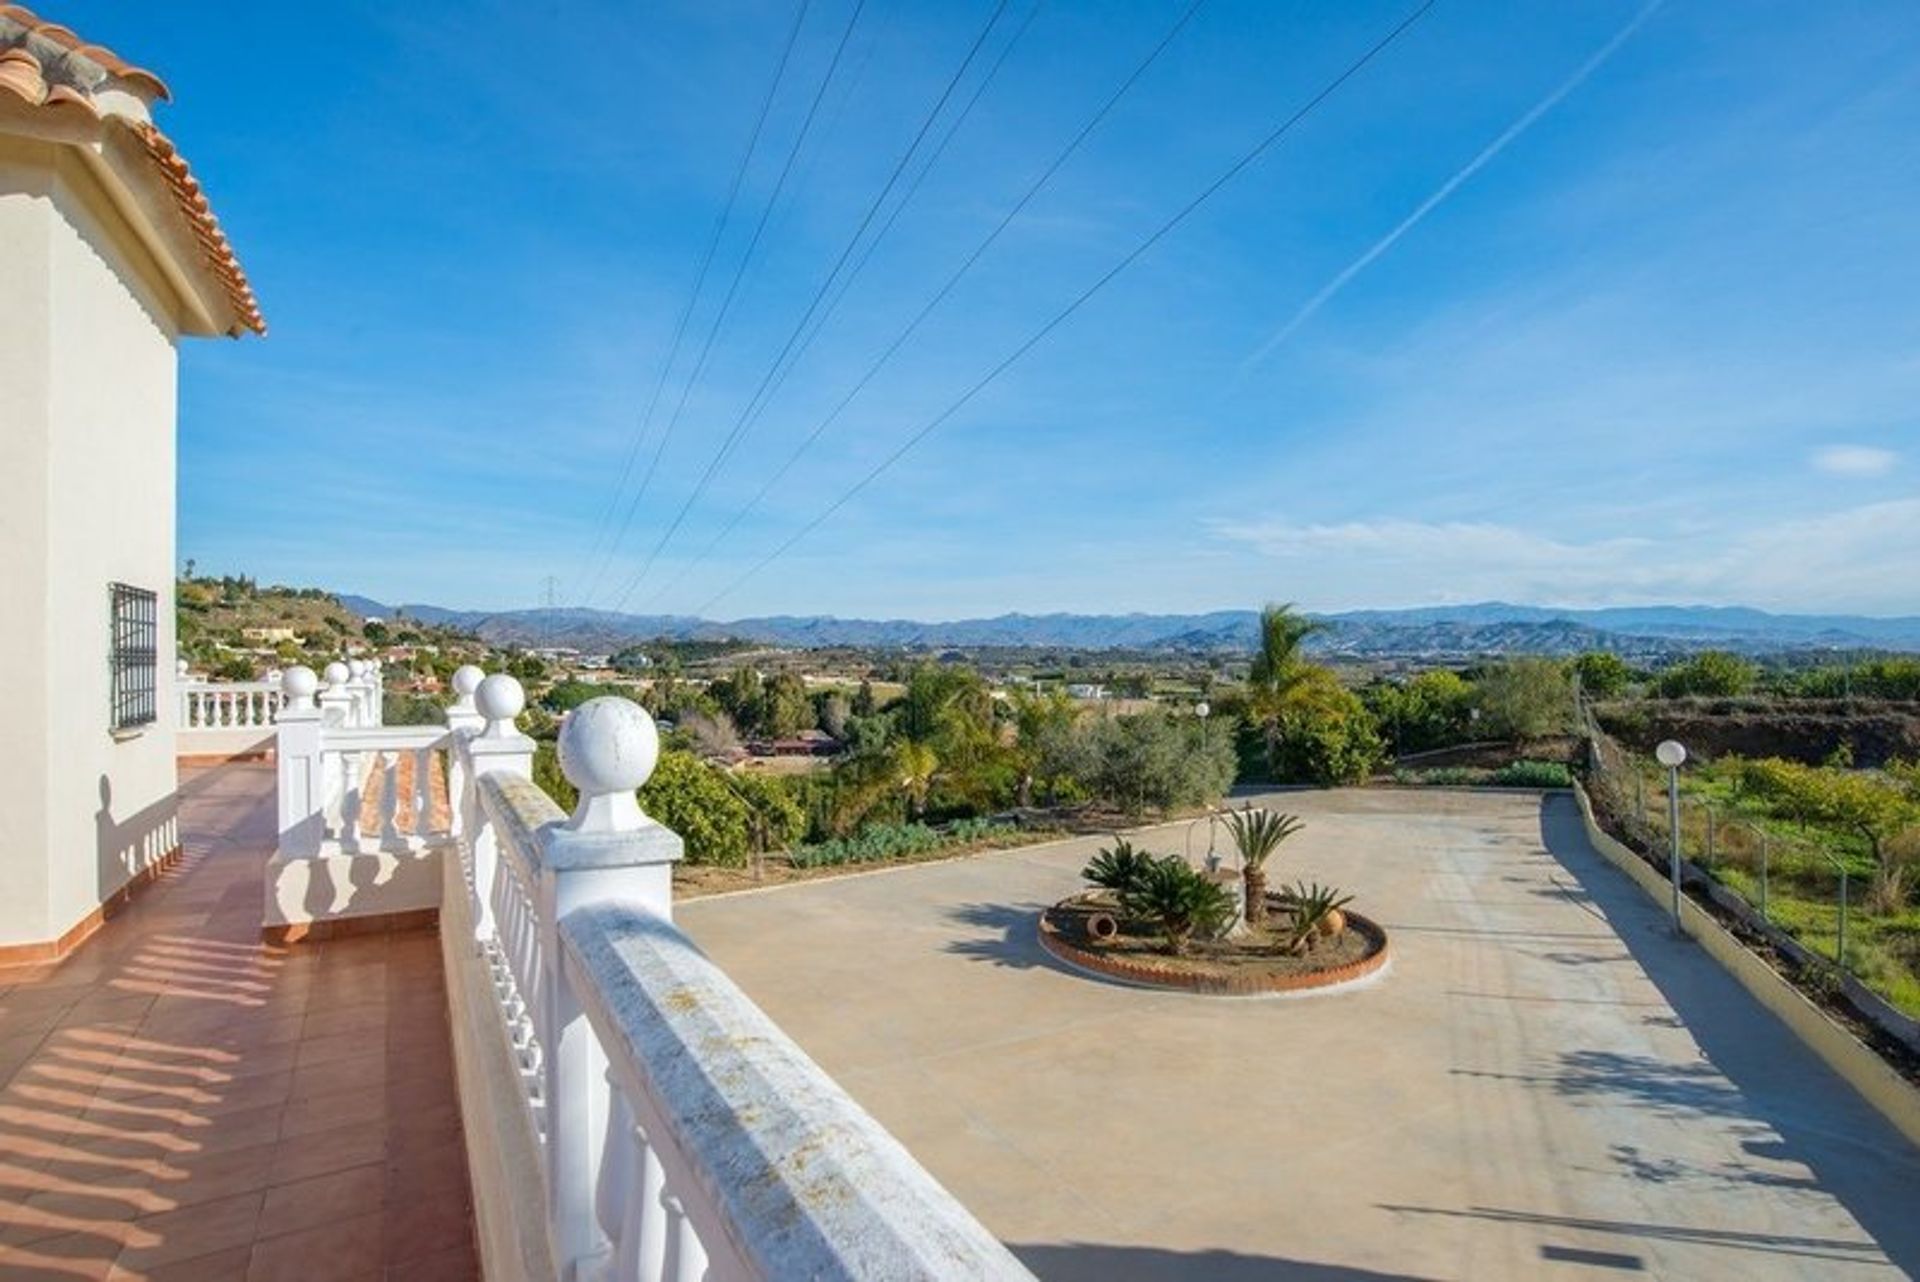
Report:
0,8,261,335
0,4,170,99
132,121,265,335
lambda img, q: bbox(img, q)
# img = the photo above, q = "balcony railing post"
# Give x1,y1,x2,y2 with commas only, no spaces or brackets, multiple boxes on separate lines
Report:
537,698,682,1280
273,667,326,859
347,659,372,727
463,674,535,946
319,661,353,726
444,665,486,841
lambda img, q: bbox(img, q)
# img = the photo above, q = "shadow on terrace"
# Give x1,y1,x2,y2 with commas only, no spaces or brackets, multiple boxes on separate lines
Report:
0,762,477,1280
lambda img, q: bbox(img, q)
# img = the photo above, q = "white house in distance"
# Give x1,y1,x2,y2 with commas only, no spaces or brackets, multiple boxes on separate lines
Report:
0,6,262,960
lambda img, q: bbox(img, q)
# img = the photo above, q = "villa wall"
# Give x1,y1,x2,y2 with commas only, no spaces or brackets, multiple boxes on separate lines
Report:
0,135,184,951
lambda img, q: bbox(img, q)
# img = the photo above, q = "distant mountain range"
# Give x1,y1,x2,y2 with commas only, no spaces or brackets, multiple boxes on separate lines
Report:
336,595,1920,658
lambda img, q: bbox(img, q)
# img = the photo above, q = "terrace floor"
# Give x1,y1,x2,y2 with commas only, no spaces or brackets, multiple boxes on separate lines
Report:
679,788,1920,1282
0,764,477,1281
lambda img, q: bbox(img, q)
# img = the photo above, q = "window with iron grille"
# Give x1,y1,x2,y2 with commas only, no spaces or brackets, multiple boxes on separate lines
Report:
109,583,158,732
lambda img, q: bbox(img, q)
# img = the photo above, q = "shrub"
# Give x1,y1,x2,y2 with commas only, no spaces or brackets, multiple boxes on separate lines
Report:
1656,650,1756,698
1278,880,1355,953
639,750,752,867
1269,673,1383,786
1082,838,1161,897
1473,658,1574,741
1573,651,1633,700
1491,760,1575,788
1086,710,1237,814
1394,766,1489,786
1120,857,1234,955
787,818,1013,869
1363,670,1474,754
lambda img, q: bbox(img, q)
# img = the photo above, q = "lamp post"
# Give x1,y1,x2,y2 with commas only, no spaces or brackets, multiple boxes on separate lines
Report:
1655,739,1687,933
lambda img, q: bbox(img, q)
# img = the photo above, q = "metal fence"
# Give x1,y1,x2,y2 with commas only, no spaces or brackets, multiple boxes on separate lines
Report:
1581,711,1861,970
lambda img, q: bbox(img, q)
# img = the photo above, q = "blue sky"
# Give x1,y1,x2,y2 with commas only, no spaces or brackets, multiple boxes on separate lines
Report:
101,0,1919,618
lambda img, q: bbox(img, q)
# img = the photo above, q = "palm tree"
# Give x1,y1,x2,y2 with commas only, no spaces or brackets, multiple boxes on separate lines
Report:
1221,806,1304,925
893,740,939,820
1247,603,1324,776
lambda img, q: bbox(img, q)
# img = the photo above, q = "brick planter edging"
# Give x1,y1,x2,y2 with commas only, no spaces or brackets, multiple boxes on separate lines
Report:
1038,897,1390,997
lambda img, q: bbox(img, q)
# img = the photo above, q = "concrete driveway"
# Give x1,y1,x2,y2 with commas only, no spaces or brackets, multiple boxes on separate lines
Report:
677,789,1920,1280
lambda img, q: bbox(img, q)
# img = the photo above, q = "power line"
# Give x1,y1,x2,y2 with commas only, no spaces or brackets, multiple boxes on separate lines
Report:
733,0,1049,448
695,0,1441,616
639,0,1208,610
586,0,870,607
574,0,815,606
604,0,1018,613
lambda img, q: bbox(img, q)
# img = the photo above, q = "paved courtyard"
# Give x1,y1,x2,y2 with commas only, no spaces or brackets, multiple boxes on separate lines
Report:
679,788,1920,1281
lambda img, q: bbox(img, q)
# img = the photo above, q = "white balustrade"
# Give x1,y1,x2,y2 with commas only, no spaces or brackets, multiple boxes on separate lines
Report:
177,678,285,730
449,682,1032,1282
272,663,455,859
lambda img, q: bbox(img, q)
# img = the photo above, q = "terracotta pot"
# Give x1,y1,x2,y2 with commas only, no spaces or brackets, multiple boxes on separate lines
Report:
1085,912,1120,944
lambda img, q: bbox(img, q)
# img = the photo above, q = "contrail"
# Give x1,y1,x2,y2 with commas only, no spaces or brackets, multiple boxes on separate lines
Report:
1244,0,1667,368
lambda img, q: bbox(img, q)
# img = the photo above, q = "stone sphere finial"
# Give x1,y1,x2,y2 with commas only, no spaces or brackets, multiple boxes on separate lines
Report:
450,664,485,707
282,665,319,710
323,661,350,687
476,674,526,736
348,659,369,679
176,658,190,678
558,697,658,833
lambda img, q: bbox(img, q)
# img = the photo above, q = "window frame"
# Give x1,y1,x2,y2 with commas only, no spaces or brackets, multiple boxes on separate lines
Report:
109,582,158,734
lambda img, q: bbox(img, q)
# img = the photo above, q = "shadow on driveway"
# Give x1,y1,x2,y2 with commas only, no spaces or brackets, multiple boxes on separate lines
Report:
1501,794,1920,1274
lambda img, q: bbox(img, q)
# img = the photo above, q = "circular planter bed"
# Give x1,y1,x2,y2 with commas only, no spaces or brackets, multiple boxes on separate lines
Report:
1038,890,1390,997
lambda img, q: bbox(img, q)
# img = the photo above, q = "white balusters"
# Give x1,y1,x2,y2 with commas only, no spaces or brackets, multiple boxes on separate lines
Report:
339,749,365,855
439,679,1032,1282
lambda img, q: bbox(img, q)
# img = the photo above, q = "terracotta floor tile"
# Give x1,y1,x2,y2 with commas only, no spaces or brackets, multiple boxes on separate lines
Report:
383,1239,478,1282
110,1242,252,1281
266,1121,386,1187
287,1051,384,1101
256,1163,384,1240
380,1188,471,1267
298,1005,386,1040
277,1083,384,1140
113,1190,261,1272
0,1228,121,1280
0,766,471,1280
245,1208,384,1282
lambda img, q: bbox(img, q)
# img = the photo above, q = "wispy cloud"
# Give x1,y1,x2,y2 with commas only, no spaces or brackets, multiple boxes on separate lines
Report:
1811,445,1898,477
1243,0,1667,368
1210,499,1920,614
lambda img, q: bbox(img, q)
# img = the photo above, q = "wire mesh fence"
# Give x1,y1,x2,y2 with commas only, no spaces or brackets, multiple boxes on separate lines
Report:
1582,714,1862,971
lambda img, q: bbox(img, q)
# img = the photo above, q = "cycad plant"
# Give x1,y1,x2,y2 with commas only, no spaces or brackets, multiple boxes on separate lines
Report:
1122,857,1235,956
1221,807,1303,926
1281,880,1355,954
1081,838,1160,899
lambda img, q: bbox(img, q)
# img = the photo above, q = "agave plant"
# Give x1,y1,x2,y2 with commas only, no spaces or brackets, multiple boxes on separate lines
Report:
1122,857,1235,956
1280,880,1356,954
1220,807,1303,926
1081,838,1160,899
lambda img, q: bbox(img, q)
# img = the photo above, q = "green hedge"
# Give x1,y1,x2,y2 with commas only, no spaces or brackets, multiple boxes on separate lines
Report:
789,818,1013,869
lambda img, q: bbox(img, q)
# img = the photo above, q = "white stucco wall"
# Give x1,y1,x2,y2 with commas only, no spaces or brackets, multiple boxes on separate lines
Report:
0,135,184,947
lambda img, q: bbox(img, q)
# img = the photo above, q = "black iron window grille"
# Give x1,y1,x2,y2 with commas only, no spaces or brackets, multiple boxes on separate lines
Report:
110,582,158,732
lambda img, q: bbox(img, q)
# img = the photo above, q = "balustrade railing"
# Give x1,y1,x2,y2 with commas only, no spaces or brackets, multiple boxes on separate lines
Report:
180,656,385,751
177,678,283,729
437,671,1032,1282
272,662,449,860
